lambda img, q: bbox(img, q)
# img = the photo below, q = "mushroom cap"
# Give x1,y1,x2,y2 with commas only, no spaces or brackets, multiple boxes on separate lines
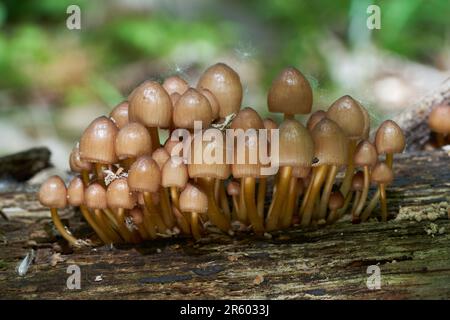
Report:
267,66,313,115
188,132,231,179
128,80,172,128
328,191,344,210
129,207,144,225
230,107,265,131
326,95,365,140
278,119,314,167
371,162,394,185
115,122,152,160
169,92,181,106
164,138,184,157
263,118,278,143
179,183,208,213
351,171,364,191
292,166,311,178
163,76,189,95
354,140,378,167
106,178,136,209
69,146,92,172
173,88,213,129
360,104,371,139
79,116,118,164
231,133,263,178
38,175,67,209
128,156,161,193
85,183,107,209
197,63,243,118
428,104,450,134
199,88,220,120
375,120,405,154
311,118,349,166
109,101,129,129
226,181,240,196
162,156,188,188
306,110,326,131
152,147,170,169
67,177,84,207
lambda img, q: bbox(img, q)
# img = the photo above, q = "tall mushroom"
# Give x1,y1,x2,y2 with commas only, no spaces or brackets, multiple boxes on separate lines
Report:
115,122,152,169
180,183,208,240
428,103,450,147
370,162,394,222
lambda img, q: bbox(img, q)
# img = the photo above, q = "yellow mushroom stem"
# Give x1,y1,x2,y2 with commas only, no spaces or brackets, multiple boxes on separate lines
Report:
120,158,136,171
353,166,370,218
299,171,315,216
104,208,132,242
173,208,190,235
95,163,106,187
148,127,160,152
256,178,267,219
318,165,338,220
219,182,231,218
300,165,328,227
143,192,169,234
280,176,298,229
231,194,240,219
159,187,175,228
379,183,388,222
79,204,111,244
237,180,247,223
336,190,353,219
199,178,231,233
93,209,122,243
266,166,293,231
243,177,264,234
116,208,140,243
339,140,358,197
190,212,202,240
81,170,90,186
351,191,361,220
170,186,180,210
50,208,79,246
141,206,157,239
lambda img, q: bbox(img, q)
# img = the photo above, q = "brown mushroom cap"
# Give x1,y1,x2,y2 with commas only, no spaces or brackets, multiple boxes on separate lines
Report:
162,156,188,188
69,146,92,172
263,118,278,143
226,181,240,196
354,140,378,167
428,104,450,134
360,104,371,139
163,76,189,95
278,119,314,167
197,63,243,118
375,120,405,154
67,177,84,207
188,132,231,179
128,156,161,193
371,162,394,185
326,95,365,140
267,66,313,115
311,118,349,166
79,116,118,164
173,88,213,129
351,171,364,191
115,122,152,160
106,178,136,209
231,133,263,178
164,138,184,157
109,101,129,129
306,110,326,131
199,88,220,120
152,147,170,169
328,191,345,210
85,183,107,209
38,176,67,209
231,107,265,131
128,80,172,128
179,183,208,213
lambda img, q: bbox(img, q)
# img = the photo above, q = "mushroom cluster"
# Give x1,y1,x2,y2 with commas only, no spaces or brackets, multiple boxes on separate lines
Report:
38,63,405,246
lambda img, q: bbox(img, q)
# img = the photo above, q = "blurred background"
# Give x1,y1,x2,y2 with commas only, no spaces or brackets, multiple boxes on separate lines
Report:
0,0,449,169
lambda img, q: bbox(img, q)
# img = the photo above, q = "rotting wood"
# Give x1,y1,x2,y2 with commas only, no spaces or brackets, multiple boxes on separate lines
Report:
0,150,449,299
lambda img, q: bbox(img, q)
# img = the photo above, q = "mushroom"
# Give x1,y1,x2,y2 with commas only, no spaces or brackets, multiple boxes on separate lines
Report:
370,162,394,222
79,116,118,186
349,171,364,221
199,88,220,121
128,80,172,151
268,66,313,120
197,63,243,119
69,146,92,186
109,101,129,129
226,180,241,221
162,155,188,211
428,103,450,147
163,75,189,95
129,207,151,240
180,183,208,240
306,110,326,131
38,176,79,246
326,190,345,224
300,118,348,226
173,88,213,130
115,122,152,169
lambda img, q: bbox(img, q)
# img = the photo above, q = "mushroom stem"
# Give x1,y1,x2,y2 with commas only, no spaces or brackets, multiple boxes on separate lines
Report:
337,190,353,218
280,177,298,229
79,205,111,244
95,163,105,186
231,194,240,218
256,178,267,219
339,140,357,197
318,165,337,220
170,186,180,210
237,180,247,223
81,170,90,186
199,178,231,233
299,171,315,215
50,208,79,246
379,183,388,222
284,114,294,120
190,212,202,240
300,165,328,227
104,208,130,242
116,208,139,243
173,208,190,235
351,191,361,219
243,177,264,234
148,127,160,152
120,158,135,170
159,187,175,228
353,166,370,218
93,209,122,243
143,192,169,234
266,166,292,231
219,182,231,218
327,210,338,224
141,206,157,239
